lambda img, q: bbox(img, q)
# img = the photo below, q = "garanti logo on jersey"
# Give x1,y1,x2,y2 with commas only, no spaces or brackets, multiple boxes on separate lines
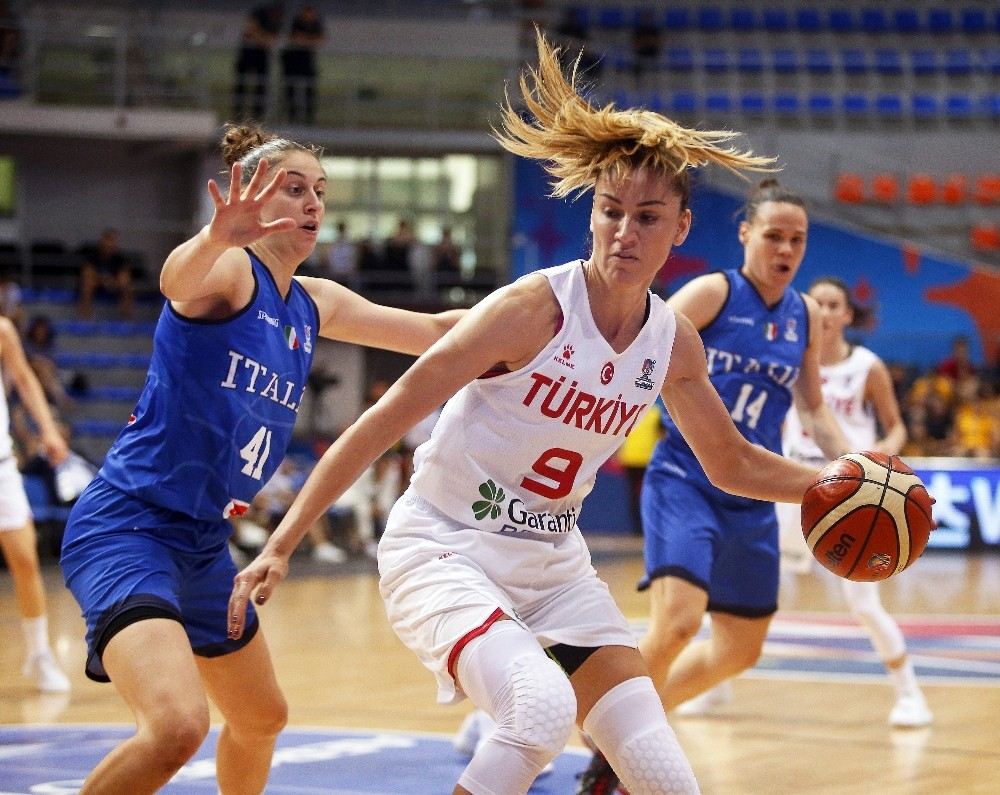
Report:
471,479,578,534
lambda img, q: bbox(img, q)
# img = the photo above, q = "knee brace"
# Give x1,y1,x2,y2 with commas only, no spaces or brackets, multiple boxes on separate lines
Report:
456,621,576,794
583,676,699,795
841,579,905,661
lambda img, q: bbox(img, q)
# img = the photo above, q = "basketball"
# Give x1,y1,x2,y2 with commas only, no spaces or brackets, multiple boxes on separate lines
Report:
801,452,935,582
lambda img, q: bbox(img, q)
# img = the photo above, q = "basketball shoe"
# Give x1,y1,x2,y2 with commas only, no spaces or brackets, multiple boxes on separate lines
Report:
889,693,933,728
674,679,733,716
23,651,71,693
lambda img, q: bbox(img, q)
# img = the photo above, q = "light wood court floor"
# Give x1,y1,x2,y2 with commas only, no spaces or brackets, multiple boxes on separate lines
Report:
2,542,1000,794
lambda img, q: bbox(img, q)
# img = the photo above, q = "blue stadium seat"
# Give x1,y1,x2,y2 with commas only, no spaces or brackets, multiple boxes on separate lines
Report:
772,49,799,74
807,92,835,115
945,50,974,77
740,92,767,113
597,7,627,30
982,94,1000,118
794,8,821,33
697,6,725,32
910,49,938,76
860,9,888,35
702,48,730,72
704,93,733,113
874,48,903,75
842,93,870,116
730,7,756,32
829,9,855,33
911,94,940,119
894,9,921,34
737,48,764,73
840,48,868,74
945,93,975,118
664,47,694,72
805,48,834,74
763,8,792,32
927,8,954,34
961,9,989,35
875,94,904,118
980,48,1000,75
773,93,801,115
669,92,697,114
662,8,690,31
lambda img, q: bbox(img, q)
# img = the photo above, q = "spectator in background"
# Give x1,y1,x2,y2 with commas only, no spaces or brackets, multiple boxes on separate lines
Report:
951,378,1000,458
233,2,284,121
77,228,134,320
631,8,662,84
431,226,462,279
554,5,601,78
281,3,324,124
22,315,72,411
383,219,415,272
0,264,24,330
325,220,358,287
937,335,977,385
0,0,21,81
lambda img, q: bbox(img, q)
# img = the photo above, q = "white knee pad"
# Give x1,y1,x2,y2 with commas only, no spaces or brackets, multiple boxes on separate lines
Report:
456,621,576,794
583,676,699,795
841,579,905,661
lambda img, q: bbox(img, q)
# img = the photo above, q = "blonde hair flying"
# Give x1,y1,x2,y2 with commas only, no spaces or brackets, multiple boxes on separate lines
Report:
494,29,777,199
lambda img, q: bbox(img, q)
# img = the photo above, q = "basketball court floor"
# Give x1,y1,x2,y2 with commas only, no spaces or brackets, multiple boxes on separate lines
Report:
2,537,999,794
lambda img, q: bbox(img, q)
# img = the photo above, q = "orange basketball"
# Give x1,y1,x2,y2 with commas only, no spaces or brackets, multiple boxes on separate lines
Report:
801,452,934,582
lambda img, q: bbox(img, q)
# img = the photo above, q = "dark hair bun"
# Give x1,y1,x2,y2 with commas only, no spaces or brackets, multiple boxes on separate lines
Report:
220,123,277,166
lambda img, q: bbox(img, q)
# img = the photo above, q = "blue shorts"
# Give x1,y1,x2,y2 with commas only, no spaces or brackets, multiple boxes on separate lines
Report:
640,466,779,617
60,476,259,682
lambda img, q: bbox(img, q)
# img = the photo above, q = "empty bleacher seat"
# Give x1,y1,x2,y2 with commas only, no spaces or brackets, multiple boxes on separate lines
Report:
945,50,974,77
871,173,901,203
828,8,855,33
907,174,938,205
773,93,800,115
982,93,1000,118
970,223,1000,252
730,7,756,32
662,8,690,31
961,9,989,35
664,47,694,72
927,8,955,35
842,93,870,116
834,173,865,203
980,48,1000,76
910,49,939,76
807,92,835,115
911,94,940,119
704,93,732,113
793,8,820,33
696,6,725,32
840,48,868,74
941,174,969,205
875,94,904,118
669,91,697,114
874,49,904,75
597,7,627,30
893,9,922,34
737,48,763,73
860,9,888,35
740,92,767,113
945,93,975,119
973,175,1000,205
702,48,730,73
772,49,799,74
805,48,834,74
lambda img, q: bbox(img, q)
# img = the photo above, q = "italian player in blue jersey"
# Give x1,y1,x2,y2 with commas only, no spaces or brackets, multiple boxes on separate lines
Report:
59,123,463,795
579,180,852,791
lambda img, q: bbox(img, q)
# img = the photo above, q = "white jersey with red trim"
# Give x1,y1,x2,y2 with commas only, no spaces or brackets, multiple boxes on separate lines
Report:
410,259,676,537
783,344,878,463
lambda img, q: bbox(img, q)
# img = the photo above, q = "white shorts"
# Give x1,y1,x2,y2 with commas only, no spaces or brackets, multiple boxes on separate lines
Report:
0,457,32,531
378,490,637,704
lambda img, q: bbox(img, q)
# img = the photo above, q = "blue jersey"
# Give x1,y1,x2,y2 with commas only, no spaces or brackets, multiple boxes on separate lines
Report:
99,249,319,520
652,268,809,500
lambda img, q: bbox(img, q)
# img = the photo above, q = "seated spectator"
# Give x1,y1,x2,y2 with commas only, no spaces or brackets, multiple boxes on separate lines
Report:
951,378,1000,458
22,315,72,411
937,335,977,384
77,228,134,320
631,8,662,83
431,226,462,279
325,220,358,286
0,264,24,330
382,219,415,272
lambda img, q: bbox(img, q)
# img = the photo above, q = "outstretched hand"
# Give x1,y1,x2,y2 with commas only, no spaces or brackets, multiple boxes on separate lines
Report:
206,159,297,250
228,549,290,640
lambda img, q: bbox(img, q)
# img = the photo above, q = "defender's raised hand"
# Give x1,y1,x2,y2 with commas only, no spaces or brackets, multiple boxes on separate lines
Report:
206,159,298,249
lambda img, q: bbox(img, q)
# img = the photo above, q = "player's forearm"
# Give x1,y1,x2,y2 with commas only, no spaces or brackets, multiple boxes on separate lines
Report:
159,226,230,300
712,444,819,504
806,404,851,461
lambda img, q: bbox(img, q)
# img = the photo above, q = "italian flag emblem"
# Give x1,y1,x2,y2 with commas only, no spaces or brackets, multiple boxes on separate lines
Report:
764,322,778,341
284,324,300,350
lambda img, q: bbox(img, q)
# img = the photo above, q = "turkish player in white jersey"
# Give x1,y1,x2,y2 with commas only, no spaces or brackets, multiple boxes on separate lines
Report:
230,32,833,795
0,316,71,692
777,277,932,728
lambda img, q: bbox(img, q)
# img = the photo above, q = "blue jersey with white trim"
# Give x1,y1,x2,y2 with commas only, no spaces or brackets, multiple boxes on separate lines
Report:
99,249,319,520
651,268,808,497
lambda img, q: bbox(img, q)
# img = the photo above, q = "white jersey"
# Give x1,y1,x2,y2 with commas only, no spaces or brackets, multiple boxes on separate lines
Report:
410,260,676,537
0,367,12,461
783,345,878,463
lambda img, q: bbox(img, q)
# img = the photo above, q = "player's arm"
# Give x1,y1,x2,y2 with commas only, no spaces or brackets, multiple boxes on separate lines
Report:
228,274,559,637
865,357,907,456
661,313,818,504
665,271,729,331
298,275,467,355
791,294,852,460
160,160,294,313
0,318,67,466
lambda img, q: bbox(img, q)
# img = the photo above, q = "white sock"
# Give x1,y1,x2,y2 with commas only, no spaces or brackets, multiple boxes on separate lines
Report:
22,615,51,658
888,658,922,699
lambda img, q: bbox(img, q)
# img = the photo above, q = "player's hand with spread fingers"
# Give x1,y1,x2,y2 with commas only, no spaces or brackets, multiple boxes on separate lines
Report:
228,549,290,640
206,159,298,249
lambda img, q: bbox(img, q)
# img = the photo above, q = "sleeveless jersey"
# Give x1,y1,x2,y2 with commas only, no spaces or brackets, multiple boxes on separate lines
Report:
99,250,319,520
783,345,878,463
410,260,676,536
652,268,809,495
